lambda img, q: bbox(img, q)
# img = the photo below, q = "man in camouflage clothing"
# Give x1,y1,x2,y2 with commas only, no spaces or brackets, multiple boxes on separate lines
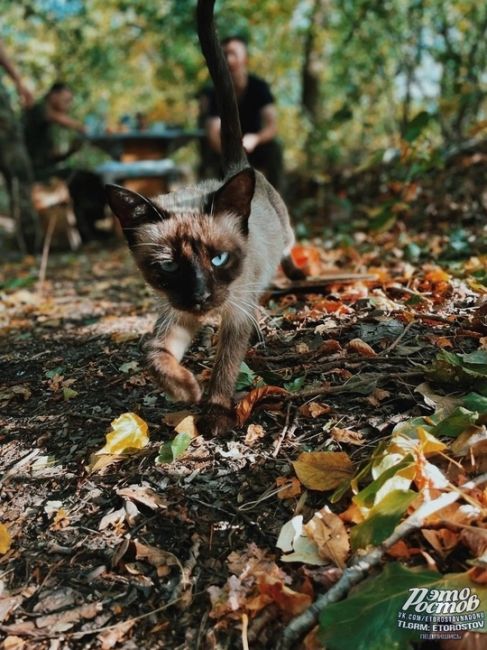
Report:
0,39,39,252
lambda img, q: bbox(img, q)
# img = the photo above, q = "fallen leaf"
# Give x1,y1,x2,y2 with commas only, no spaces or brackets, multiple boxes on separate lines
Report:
96,412,149,455
163,410,192,426
0,523,12,554
258,574,312,615
99,620,135,650
276,476,302,499
299,402,332,418
235,386,288,426
117,484,167,510
3,636,25,650
244,423,266,445
174,415,199,438
35,603,100,631
134,540,180,577
422,529,461,558
293,452,354,491
347,338,377,357
304,508,350,568
277,516,325,566
331,427,364,446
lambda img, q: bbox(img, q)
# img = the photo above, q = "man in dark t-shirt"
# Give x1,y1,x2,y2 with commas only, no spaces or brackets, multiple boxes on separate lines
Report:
203,36,283,190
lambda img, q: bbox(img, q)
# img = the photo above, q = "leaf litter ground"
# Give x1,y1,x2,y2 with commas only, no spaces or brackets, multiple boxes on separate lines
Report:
0,206,486,649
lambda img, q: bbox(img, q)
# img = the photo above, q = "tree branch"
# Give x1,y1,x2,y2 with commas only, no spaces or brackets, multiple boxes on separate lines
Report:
278,473,487,650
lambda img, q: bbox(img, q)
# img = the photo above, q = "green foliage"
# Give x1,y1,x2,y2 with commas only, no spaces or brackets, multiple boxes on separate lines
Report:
157,431,192,463
319,564,487,650
2,0,487,168
350,489,417,550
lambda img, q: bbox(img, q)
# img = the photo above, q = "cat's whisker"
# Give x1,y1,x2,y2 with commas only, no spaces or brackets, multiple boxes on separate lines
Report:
227,299,265,346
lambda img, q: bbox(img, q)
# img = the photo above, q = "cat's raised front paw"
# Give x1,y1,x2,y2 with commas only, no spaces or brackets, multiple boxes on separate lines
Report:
163,367,202,403
197,404,236,437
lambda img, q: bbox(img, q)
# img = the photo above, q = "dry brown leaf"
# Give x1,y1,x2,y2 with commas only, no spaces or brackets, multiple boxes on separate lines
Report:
35,603,100,631
318,340,342,355
293,451,354,491
99,620,135,650
347,338,377,357
460,528,487,558
275,476,302,499
303,508,350,568
386,540,422,559
257,574,312,616
299,402,332,418
235,386,288,426
302,626,325,650
117,485,167,511
339,502,364,524
3,637,25,650
0,523,12,554
330,427,364,446
163,410,193,427
422,529,460,558
134,540,180,577
244,424,266,445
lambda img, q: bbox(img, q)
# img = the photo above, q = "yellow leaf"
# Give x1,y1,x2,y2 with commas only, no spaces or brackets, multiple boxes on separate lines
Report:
97,412,149,455
293,452,354,491
0,523,12,554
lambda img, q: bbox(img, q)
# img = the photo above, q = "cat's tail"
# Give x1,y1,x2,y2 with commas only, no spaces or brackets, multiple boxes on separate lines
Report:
197,0,248,176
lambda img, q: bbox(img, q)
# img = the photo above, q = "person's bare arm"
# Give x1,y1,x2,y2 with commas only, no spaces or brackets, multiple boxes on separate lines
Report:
242,103,278,153
45,105,86,134
0,39,33,107
206,116,222,153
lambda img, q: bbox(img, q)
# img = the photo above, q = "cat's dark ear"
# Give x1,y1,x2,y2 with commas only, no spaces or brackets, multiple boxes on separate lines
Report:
105,184,168,230
210,168,255,234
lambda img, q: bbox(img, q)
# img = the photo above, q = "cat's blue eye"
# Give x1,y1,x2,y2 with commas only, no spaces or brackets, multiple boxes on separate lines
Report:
211,252,230,267
160,260,179,272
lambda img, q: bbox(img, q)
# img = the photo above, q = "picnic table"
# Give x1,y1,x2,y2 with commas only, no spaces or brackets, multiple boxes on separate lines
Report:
88,128,204,161
89,127,204,195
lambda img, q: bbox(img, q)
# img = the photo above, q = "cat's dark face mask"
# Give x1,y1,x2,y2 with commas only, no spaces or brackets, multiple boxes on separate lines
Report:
105,169,255,315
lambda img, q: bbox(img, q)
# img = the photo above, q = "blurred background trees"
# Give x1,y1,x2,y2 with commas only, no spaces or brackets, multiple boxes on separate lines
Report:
2,0,487,174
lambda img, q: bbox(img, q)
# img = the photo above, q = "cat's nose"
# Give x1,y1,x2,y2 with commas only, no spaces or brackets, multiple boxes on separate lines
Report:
195,290,211,303
194,291,211,311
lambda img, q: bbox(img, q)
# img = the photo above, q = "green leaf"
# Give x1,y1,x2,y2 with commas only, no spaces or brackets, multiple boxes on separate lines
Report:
431,407,478,438
319,564,487,650
63,386,78,400
354,455,415,509
157,432,192,464
462,392,487,417
350,490,417,550
235,362,256,391
45,367,65,379
404,110,432,142
284,376,306,392
428,349,487,389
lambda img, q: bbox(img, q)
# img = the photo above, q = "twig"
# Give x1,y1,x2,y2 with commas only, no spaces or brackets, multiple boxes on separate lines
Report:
278,473,487,650
380,319,415,356
241,613,250,650
281,371,424,403
273,403,295,457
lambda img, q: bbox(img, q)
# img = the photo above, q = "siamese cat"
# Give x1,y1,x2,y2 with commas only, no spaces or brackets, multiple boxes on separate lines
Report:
105,0,304,436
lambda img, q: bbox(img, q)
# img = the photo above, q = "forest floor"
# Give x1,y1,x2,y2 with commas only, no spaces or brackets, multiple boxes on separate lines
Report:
1,158,487,650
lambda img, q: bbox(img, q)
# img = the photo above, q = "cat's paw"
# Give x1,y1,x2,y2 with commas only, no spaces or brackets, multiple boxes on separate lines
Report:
147,349,202,403
197,404,236,437
163,367,202,403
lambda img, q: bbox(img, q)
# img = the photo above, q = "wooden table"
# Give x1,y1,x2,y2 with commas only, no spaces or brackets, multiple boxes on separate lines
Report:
89,129,204,161
89,128,204,196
